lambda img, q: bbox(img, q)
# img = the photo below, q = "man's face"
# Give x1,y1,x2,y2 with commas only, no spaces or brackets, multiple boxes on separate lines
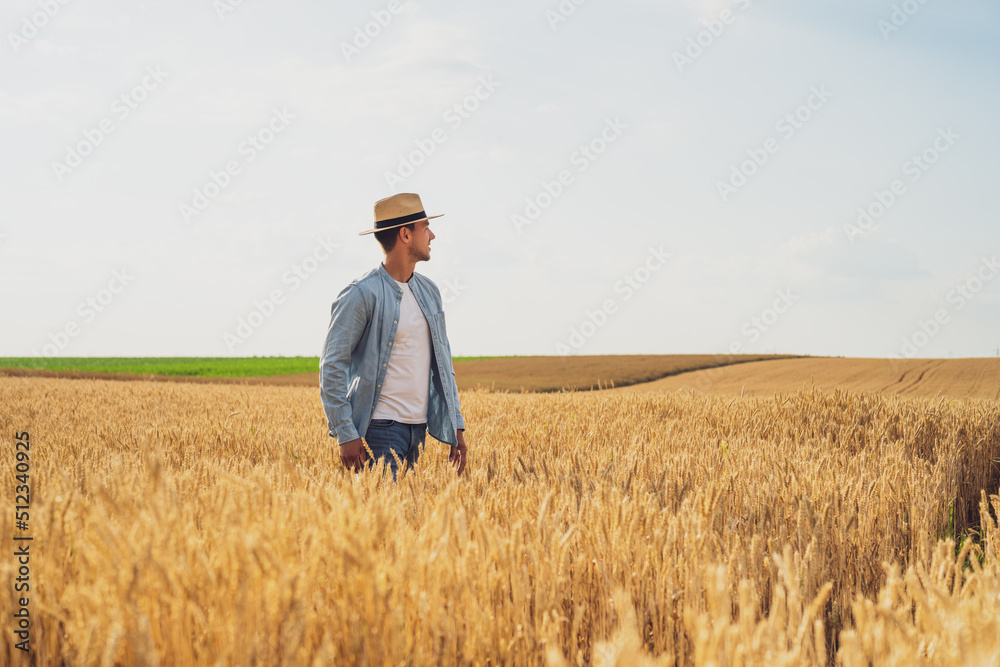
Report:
404,219,435,262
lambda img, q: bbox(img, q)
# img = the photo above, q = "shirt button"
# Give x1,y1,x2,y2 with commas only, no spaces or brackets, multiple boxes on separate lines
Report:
388,342,392,346
393,320,397,324
383,363,386,367
377,384,381,388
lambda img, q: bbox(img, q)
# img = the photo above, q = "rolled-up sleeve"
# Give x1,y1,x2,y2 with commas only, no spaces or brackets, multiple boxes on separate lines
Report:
320,284,367,443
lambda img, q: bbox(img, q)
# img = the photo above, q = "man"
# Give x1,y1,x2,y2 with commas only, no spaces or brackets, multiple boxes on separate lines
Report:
320,192,467,480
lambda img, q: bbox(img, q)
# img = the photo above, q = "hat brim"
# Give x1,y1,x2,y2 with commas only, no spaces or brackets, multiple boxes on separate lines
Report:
358,213,444,236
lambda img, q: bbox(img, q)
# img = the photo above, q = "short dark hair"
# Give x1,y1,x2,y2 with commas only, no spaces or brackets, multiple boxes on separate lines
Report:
374,223,415,254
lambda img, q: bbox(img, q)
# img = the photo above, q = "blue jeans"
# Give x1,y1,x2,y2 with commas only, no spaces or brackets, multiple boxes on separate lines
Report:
364,419,426,481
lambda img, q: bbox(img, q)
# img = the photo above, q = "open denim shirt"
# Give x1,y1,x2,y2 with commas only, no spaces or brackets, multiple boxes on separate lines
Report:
320,263,464,447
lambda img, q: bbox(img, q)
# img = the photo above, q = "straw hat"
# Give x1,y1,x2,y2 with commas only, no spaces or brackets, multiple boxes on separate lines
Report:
358,193,444,236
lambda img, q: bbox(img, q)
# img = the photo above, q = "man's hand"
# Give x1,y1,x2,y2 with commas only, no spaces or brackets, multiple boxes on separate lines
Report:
449,429,467,476
339,437,366,472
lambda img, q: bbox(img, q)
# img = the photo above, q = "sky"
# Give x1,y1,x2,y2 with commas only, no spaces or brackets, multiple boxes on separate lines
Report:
1,0,998,359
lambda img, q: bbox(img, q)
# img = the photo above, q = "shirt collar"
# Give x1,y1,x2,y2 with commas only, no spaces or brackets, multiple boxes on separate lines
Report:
379,262,408,293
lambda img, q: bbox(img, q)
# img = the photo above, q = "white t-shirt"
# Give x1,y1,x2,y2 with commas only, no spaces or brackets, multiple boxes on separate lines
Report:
371,278,431,423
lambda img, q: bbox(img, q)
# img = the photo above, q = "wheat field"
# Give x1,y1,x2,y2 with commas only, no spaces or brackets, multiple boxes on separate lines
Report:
1,377,999,665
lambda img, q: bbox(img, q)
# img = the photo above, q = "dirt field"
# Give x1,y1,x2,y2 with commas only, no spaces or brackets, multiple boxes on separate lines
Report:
449,353,799,392
0,354,798,392
611,357,1000,401
0,367,319,387
4,355,998,401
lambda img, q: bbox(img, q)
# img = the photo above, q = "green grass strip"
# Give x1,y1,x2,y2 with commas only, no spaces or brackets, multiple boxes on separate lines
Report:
0,356,510,378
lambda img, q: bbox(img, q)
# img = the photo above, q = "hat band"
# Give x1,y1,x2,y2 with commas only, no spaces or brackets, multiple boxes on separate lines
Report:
376,210,427,229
